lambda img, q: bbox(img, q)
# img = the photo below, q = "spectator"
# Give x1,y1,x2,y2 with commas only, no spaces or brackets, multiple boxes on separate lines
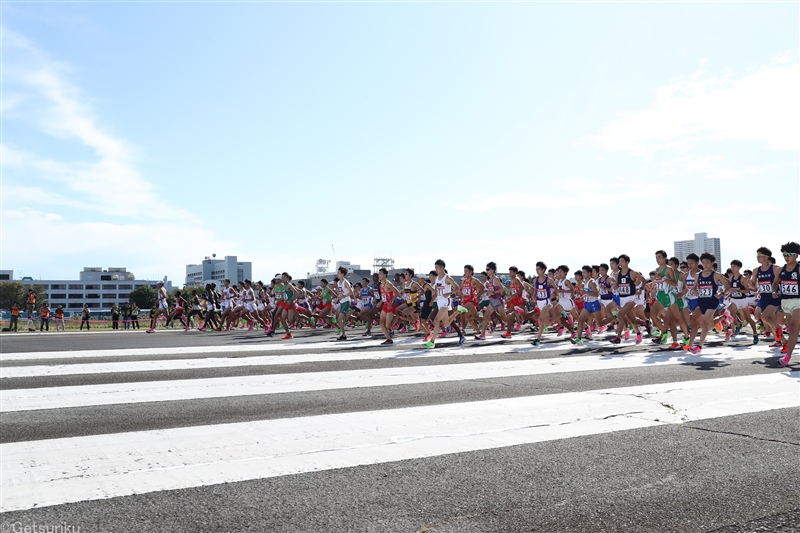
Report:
122,303,131,330
80,304,91,331
131,303,140,329
55,305,66,331
40,304,51,331
27,289,36,318
111,304,120,330
10,302,20,332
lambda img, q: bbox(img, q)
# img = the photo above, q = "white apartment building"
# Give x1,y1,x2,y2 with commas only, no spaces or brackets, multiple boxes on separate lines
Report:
185,255,252,287
674,233,722,265
10,268,172,311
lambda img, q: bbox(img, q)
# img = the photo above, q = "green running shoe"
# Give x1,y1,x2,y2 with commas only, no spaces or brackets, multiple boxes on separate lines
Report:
456,306,468,314
423,341,435,349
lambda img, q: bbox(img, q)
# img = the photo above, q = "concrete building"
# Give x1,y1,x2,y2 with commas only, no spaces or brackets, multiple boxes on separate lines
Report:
674,233,722,265
185,255,252,287
305,261,370,287
7,268,172,312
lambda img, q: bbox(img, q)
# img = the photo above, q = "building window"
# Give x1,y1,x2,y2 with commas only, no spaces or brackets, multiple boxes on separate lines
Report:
68,294,83,299
68,284,84,290
103,284,117,290
103,294,117,300
118,293,129,299
68,303,84,309
0,274,9,280
85,284,100,290
101,275,111,281
50,294,67,299
119,284,132,290
86,293,101,299
51,284,67,290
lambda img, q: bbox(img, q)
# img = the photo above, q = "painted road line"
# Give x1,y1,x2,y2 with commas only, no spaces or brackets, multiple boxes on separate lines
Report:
0,345,782,412
2,371,796,512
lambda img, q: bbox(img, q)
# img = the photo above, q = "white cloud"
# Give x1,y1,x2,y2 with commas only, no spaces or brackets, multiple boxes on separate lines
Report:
589,59,800,156
660,155,774,181
0,27,196,221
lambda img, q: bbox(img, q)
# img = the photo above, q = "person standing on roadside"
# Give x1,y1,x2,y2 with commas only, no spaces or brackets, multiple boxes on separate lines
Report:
39,304,51,331
111,304,120,330
27,289,36,318
10,302,20,331
131,303,140,329
122,303,131,330
80,304,91,330
55,305,66,331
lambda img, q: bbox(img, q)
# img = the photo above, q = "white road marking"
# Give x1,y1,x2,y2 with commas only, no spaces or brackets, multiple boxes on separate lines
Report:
0,345,781,412
2,371,796,512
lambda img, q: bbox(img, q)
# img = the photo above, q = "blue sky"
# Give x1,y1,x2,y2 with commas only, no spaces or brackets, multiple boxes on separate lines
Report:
2,2,798,284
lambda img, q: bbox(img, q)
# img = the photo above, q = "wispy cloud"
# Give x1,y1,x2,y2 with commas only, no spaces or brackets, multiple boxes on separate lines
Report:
1,27,230,280
1,26,194,220
588,56,800,156
659,155,776,181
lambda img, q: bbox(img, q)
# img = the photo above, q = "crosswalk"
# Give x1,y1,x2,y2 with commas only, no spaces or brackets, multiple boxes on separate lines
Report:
1,331,797,514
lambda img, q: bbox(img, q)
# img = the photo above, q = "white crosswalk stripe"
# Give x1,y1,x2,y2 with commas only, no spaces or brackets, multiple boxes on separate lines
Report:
1,333,797,514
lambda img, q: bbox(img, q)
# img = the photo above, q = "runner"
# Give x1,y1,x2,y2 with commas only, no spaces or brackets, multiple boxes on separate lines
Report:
424,259,464,348
378,268,401,345
531,262,557,346
778,242,800,366
334,266,353,341
502,266,526,338
571,265,603,345
727,260,758,344
686,253,731,354
475,263,507,340
752,247,783,347
609,255,647,345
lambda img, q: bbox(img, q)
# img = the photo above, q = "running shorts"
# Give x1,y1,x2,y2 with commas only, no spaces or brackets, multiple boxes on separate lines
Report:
731,297,748,310
698,297,717,314
584,300,601,314
560,298,574,312
619,295,636,307
656,292,675,308
688,299,699,312
781,298,800,314
340,301,351,314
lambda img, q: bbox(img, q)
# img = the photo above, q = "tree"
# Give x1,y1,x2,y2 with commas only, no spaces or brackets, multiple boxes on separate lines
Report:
0,282,48,310
128,285,157,310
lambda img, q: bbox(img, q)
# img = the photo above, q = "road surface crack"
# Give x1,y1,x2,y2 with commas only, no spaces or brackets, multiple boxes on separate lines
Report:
683,425,800,446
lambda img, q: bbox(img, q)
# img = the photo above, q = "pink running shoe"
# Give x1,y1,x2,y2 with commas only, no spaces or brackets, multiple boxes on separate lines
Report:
598,326,607,334
501,332,513,339
624,330,630,341
689,346,702,355
779,354,791,367
424,334,433,343
146,329,155,334
635,332,643,344
725,331,732,341
557,327,566,337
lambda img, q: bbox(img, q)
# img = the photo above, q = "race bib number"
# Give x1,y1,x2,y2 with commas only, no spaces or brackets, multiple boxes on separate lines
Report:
758,282,772,294
781,281,799,296
618,284,631,296
536,290,547,299
698,287,714,298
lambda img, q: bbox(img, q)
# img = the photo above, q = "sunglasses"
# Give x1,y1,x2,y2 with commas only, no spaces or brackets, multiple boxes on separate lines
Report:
783,253,797,257
680,265,688,269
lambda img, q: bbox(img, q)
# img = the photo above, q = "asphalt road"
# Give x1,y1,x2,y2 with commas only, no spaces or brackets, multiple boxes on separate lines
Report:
1,327,798,532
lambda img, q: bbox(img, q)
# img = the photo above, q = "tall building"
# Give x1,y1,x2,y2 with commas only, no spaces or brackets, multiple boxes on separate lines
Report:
674,233,722,265
185,255,252,287
6,268,172,312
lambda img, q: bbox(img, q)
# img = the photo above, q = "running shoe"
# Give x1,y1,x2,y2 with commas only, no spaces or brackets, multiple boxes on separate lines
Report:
423,341,435,349
424,334,433,343
281,333,293,340
198,327,207,332
734,325,742,336
184,326,190,331
362,331,373,337
770,341,783,348
457,336,467,347
669,342,681,350
557,327,566,337
781,343,788,354
381,339,393,345
414,320,420,332
779,354,791,367
660,332,670,345
474,334,486,340
501,332,513,339
598,326,607,334
636,332,643,344
724,331,732,341
570,337,583,345
531,339,541,346
752,334,758,345
689,346,702,355
570,331,577,339
610,336,621,344
456,306,468,314
624,330,630,341
146,329,155,334
336,334,347,341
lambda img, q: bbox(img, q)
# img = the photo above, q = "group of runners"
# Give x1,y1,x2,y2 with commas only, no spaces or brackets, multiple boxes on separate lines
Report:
145,242,800,367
